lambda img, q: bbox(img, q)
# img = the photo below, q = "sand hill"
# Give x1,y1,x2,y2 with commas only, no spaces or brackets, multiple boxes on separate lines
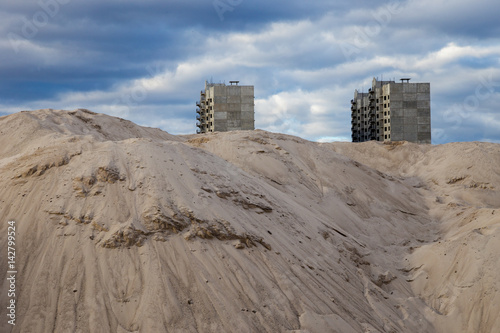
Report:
0,109,498,333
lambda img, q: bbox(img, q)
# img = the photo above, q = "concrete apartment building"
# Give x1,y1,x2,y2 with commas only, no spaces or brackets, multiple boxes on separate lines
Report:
351,77,431,143
196,80,254,133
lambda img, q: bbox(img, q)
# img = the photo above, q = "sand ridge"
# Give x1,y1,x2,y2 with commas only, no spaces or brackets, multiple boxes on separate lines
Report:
0,109,498,332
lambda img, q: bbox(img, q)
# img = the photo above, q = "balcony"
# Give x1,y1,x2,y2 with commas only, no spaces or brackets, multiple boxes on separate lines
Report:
351,99,356,105
196,108,202,114
196,118,207,127
196,101,201,107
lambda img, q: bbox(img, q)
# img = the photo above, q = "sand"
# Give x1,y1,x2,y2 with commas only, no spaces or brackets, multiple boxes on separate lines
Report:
0,109,498,332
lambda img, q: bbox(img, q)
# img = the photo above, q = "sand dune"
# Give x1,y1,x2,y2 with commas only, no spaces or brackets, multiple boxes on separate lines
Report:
0,109,498,332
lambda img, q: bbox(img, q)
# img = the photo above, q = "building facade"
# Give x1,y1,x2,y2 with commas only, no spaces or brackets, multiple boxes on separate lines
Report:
196,81,254,133
351,78,431,143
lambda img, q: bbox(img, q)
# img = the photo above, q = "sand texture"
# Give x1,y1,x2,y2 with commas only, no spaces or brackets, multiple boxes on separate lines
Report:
0,109,498,333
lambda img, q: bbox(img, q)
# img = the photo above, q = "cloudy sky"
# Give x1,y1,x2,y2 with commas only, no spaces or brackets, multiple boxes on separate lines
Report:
1,0,499,143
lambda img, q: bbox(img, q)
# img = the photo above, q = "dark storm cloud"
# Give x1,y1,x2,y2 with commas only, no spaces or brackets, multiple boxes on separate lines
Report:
1,0,343,101
0,1,208,100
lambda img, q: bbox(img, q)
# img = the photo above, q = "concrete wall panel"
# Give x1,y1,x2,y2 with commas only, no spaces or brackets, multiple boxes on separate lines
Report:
404,124,418,133
390,116,404,126
404,109,418,117
227,103,240,112
389,83,403,93
227,95,241,103
403,93,417,101
241,111,254,120
403,100,417,108
227,112,241,120
241,104,253,112
418,124,431,132
392,124,404,133
240,86,254,95
404,132,418,142
388,92,403,101
214,111,227,120
417,109,430,117
214,120,227,131
391,109,404,118
241,120,254,129
417,100,430,108
417,93,429,101
418,117,430,124
214,103,227,111
227,86,240,96
241,95,254,104
418,132,431,143
214,86,226,95
390,101,403,108
214,96,227,103
392,134,404,141
227,119,241,127
417,83,430,93
403,84,417,93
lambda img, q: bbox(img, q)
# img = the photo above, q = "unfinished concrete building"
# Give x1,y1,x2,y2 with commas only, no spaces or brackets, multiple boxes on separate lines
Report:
196,81,254,133
351,77,431,143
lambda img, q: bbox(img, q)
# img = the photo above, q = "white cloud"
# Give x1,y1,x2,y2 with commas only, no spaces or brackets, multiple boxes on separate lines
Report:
1,4,499,144
255,87,350,140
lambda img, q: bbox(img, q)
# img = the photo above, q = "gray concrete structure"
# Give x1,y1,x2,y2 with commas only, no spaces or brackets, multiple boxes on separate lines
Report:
351,77,431,143
196,81,254,133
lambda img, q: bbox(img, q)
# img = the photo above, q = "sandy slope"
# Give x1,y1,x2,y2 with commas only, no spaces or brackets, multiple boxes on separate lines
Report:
331,140,500,332
0,109,498,332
